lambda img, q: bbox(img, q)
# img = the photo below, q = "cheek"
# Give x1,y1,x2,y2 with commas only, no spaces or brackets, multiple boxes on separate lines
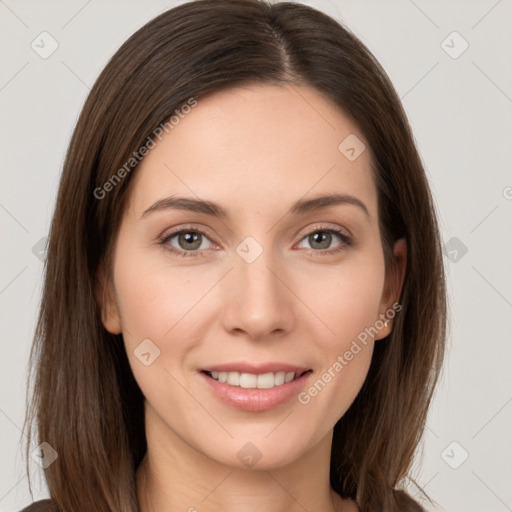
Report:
112,260,212,419
113,244,214,344
294,251,386,347
111,241,234,410
292,253,384,418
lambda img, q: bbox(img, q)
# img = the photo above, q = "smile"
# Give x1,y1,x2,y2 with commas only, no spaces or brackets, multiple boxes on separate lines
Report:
203,370,309,389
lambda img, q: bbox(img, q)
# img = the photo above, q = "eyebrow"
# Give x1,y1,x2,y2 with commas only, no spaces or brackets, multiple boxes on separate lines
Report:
141,193,370,220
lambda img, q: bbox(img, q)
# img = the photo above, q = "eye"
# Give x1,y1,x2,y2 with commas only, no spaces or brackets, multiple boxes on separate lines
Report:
159,224,352,258
296,225,352,255
159,228,215,257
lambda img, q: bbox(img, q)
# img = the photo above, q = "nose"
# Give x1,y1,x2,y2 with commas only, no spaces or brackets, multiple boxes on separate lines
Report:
220,245,295,340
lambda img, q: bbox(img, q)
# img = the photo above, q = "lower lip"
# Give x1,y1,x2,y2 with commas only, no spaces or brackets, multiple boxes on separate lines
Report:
199,371,313,412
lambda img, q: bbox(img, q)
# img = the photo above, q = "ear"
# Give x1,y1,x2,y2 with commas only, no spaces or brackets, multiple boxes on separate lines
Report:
95,262,122,335
374,237,407,340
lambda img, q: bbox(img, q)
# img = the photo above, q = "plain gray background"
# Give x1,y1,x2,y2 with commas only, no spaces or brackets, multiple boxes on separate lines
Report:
1,0,511,511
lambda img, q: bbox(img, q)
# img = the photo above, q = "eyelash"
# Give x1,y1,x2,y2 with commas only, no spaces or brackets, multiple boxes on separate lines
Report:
158,224,352,258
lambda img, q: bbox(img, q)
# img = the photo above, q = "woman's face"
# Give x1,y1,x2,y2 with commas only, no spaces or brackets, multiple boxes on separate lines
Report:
100,83,405,469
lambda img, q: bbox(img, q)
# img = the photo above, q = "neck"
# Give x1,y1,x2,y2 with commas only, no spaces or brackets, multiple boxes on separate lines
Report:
136,405,354,512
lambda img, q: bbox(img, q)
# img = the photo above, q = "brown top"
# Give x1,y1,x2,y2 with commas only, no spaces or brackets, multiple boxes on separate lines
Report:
19,500,57,512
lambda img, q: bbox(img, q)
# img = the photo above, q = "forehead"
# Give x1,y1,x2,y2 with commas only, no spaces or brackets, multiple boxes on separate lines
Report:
128,83,377,220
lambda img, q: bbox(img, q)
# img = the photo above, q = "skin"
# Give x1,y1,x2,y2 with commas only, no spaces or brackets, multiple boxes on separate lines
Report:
99,83,406,512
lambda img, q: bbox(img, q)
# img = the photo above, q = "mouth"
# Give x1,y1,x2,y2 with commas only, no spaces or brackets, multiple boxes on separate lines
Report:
199,365,314,412
201,369,312,389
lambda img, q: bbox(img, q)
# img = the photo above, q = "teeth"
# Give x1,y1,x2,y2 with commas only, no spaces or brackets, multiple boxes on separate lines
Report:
227,372,239,386
207,370,300,388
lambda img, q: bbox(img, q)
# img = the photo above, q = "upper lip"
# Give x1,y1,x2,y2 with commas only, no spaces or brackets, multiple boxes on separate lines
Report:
201,362,311,375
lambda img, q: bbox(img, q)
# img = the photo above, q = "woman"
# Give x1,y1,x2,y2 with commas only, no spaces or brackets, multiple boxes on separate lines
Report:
22,0,446,511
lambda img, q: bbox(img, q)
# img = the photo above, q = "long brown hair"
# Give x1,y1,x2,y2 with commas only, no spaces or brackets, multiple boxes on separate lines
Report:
24,1,446,510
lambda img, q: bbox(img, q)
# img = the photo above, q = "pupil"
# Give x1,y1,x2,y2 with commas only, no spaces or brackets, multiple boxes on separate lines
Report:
310,231,331,250
180,232,201,250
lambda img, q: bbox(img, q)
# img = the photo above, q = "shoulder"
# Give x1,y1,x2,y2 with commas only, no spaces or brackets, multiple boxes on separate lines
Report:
19,499,58,512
